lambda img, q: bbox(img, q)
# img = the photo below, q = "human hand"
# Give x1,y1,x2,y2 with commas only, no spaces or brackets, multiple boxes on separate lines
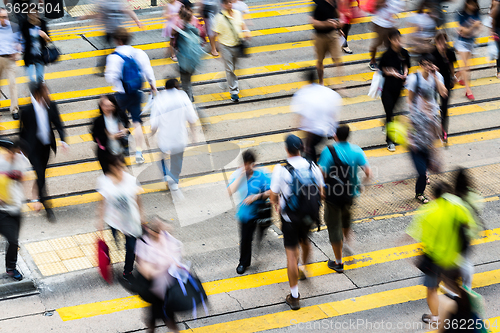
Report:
243,195,257,205
243,30,251,39
137,21,145,30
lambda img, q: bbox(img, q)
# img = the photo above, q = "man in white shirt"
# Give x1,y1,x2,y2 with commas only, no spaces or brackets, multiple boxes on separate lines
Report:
0,9,22,119
105,27,157,164
292,71,341,162
150,79,198,191
270,135,324,311
368,0,403,70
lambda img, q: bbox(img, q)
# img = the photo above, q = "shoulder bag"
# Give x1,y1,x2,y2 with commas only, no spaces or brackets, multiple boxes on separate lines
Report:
223,13,249,58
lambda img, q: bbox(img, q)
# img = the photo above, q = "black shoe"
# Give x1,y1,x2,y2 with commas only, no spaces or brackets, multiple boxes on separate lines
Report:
119,272,137,292
236,264,247,274
6,269,23,281
327,260,344,273
12,111,19,120
46,208,56,223
230,94,239,103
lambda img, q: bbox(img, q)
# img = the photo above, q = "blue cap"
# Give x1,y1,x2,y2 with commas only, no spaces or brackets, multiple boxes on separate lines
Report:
285,134,302,152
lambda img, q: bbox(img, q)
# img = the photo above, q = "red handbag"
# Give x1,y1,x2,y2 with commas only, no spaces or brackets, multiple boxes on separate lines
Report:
97,239,112,283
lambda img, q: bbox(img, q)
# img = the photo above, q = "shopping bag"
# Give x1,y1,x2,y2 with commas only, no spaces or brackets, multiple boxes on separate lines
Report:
0,174,13,205
141,94,154,115
386,119,409,147
368,71,384,99
163,267,208,317
488,38,498,61
97,239,112,283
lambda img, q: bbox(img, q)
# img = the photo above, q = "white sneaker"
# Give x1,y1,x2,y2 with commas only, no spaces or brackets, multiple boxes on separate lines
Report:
135,153,145,164
387,143,396,152
164,175,179,191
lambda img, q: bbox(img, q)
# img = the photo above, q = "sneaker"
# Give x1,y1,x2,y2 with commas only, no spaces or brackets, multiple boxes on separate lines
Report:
11,107,19,120
6,269,23,281
422,314,439,324
327,260,344,273
285,293,300,310
135,153,145,164
230,94,239,102
342,46,353,54
387,143,396,152
298,267,307,281
368,63,378,71
164,175,179,191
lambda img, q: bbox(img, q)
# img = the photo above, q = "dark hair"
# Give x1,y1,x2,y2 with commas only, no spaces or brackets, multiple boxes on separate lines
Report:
305,70,317,84
179,6,193,22
387,28,401,41
455,168,471,199
29,81,46,97
242,149,256,164
222,0,232,4
336,125,350,142
433,181,451,199
165,78,180,89
113,27,131,45
462,0,479,15
105,154,125,170
99,95,121,117
419,53,436,65
435,31,449,43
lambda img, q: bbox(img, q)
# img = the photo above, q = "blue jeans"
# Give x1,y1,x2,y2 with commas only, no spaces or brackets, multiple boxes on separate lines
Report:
160,151,184,183
410,148,430,195
116,91,143,123
27,62,45,84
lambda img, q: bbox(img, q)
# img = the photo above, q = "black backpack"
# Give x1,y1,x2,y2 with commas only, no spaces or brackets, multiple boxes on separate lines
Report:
284,161,321,230
325,146,353,206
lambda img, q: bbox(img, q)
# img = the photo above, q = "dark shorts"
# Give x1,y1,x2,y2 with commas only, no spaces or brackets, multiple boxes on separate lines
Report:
116,91,142,123
281,216,310,248
324,201,352,244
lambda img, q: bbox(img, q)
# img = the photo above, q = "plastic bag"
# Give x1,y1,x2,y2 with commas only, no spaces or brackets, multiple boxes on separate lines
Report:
368,71,384,99
141,93,161,116
488,38,498,61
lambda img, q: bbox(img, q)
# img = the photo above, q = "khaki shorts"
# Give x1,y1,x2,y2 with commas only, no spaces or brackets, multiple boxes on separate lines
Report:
324,201,352,244
314,31,342,63
370,23,391,52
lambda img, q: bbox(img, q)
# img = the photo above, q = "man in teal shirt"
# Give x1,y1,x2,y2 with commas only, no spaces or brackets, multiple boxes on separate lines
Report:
318,125,371,273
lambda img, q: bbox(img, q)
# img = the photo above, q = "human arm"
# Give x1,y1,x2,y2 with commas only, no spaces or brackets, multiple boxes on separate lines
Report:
227,169,246,196
124,8,144,29
137,50,157,92
241,20,251,39
50,103,69,152
97,195,106,232
137,194,145,224
432,70,448,98
310,17,340,29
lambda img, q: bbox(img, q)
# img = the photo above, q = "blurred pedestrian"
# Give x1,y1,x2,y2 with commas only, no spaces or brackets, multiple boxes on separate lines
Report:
406,53,447,204
0,8,21,120
291,71,341,162
173,6,205,101
310,0,343,85
97,154,144,284
406,2,436,55
0,140,29,281
213,0,251,102
318,125,371,273
455,0,481,100
407,181,475,325
19,82,67,222
338,0,359,54
150,79,198,192
105,27,157,165
368,0,403,70
227,150,271,275
135,217,182,333
79,0,144,73
91,95,130,174
432,32,456,142
232,0,251,25
198,0,220,56
378,28,409,152
492,0,500,78
21,11,51,84
270,134,324,310
163,0,183,61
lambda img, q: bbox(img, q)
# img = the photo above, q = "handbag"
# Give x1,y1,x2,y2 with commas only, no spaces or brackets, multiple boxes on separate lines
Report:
41,43,61,65
368,71,384,99
223,14,249,58
163,268,208,316
255,200,272,228
97,239,112,283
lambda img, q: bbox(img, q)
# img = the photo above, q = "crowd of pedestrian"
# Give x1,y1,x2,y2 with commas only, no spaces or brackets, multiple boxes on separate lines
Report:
0,0,495,329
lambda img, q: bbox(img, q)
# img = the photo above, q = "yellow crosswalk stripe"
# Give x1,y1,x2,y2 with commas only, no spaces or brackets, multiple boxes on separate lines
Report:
56,266,500,322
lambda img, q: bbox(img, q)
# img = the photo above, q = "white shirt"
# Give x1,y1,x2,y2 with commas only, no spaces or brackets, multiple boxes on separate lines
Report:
406,71,444,115
150,89,198,154
372,0,403,28
270,156,324,222
31,95,51,145
97,172,142,237
291,84,341,137
408,12,436,39
105,45,156,93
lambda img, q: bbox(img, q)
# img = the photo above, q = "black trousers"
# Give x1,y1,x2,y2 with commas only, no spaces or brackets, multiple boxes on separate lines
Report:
239,219,257,267
304,132,325,163
341,24,351,47
0,211,21,270
29,142,51,207
381,87,403,144
440,90,451,135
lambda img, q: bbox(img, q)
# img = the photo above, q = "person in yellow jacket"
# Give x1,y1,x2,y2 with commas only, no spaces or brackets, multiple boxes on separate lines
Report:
407,181,478,326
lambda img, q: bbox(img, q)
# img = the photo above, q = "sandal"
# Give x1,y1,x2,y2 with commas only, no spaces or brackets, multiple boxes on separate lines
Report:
426,173,430,185
422,313,439,324
416,194,429,204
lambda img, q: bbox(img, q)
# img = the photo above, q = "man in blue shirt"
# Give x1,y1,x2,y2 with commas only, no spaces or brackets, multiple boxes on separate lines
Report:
228,150,271,275
318,125,371,273
0,8,21,119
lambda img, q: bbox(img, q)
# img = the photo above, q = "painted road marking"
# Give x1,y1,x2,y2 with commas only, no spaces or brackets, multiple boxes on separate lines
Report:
56,268,500,321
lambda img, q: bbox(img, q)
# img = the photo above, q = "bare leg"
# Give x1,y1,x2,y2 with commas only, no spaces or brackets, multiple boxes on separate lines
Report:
133,121,145,152
427,287,439,316
316,59,324,85
285,247,299,288
299,239,311,266
331,241,342,262
459,51,472,95
209,36,218,56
